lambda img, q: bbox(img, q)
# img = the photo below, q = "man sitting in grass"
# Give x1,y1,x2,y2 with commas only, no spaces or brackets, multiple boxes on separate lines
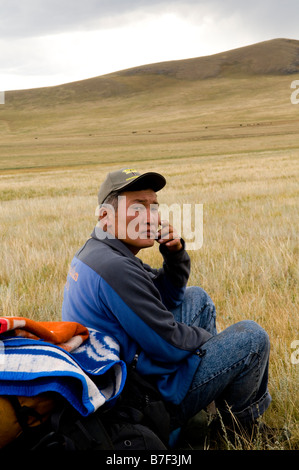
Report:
62,167,272,447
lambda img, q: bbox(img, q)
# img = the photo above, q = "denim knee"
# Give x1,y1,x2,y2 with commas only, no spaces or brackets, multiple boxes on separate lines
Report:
171,286,217,334
187,286,217,334
185,286,216,310
233,320,270,358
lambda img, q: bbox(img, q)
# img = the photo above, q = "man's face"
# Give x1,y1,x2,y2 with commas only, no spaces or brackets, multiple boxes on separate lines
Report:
113,189,160,254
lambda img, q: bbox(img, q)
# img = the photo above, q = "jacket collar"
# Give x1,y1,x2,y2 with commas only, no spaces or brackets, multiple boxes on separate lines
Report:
91,226,137,261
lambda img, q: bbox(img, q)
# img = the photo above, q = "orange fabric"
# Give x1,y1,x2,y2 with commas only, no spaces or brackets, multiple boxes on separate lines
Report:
0,316,89,352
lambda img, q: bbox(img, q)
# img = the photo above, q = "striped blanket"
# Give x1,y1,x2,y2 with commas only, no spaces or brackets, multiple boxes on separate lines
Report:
0,317,126,416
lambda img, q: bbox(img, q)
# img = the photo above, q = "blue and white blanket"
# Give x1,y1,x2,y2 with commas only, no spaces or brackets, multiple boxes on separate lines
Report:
0,328,127,416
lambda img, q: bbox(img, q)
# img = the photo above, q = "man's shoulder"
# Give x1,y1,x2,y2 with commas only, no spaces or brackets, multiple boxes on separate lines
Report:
76,236,139,278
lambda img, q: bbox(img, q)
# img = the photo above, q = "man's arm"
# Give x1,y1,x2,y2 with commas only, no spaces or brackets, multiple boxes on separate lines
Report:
99,255,211,365
147,240,190,309
145,221,191,309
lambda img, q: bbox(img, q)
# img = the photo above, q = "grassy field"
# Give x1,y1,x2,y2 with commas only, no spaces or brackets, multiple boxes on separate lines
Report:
0,39,298,449
0,152,298,449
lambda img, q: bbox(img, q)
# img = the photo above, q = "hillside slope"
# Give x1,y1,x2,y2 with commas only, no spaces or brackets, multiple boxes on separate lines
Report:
119,37,299,79
0,38,299,171
4,38,299,104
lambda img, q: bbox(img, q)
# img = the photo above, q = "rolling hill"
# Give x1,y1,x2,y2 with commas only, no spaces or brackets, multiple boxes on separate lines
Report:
119,37,299,79
1,38,299,171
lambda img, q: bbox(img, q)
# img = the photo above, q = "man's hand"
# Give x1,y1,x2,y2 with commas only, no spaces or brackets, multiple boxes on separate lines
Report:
156,220,183,252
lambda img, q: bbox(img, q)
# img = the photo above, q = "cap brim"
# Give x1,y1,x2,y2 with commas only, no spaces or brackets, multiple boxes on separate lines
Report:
117,172,166,193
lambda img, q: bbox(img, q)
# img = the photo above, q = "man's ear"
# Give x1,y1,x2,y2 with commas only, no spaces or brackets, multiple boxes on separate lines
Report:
98,206,108,219
98,206,109,231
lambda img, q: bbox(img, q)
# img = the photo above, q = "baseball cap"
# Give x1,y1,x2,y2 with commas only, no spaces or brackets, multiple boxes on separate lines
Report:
98,168,166,204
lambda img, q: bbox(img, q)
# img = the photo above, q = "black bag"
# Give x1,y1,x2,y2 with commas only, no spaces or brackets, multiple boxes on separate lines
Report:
2,369,171,451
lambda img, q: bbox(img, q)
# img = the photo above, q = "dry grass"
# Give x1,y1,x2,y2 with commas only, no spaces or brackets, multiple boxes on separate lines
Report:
0,152,298,450
0,38,298,449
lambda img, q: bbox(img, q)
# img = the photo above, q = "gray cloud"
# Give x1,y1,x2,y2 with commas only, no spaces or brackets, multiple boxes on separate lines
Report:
0,0,177,37
174,0,299,41
1,0,298,39
1,0,298,90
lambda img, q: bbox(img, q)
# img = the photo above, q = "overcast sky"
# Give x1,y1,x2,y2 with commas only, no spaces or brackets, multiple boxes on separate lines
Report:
0,0,298,91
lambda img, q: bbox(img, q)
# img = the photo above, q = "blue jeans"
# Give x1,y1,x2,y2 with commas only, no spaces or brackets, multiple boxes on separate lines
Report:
171,286,272,425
